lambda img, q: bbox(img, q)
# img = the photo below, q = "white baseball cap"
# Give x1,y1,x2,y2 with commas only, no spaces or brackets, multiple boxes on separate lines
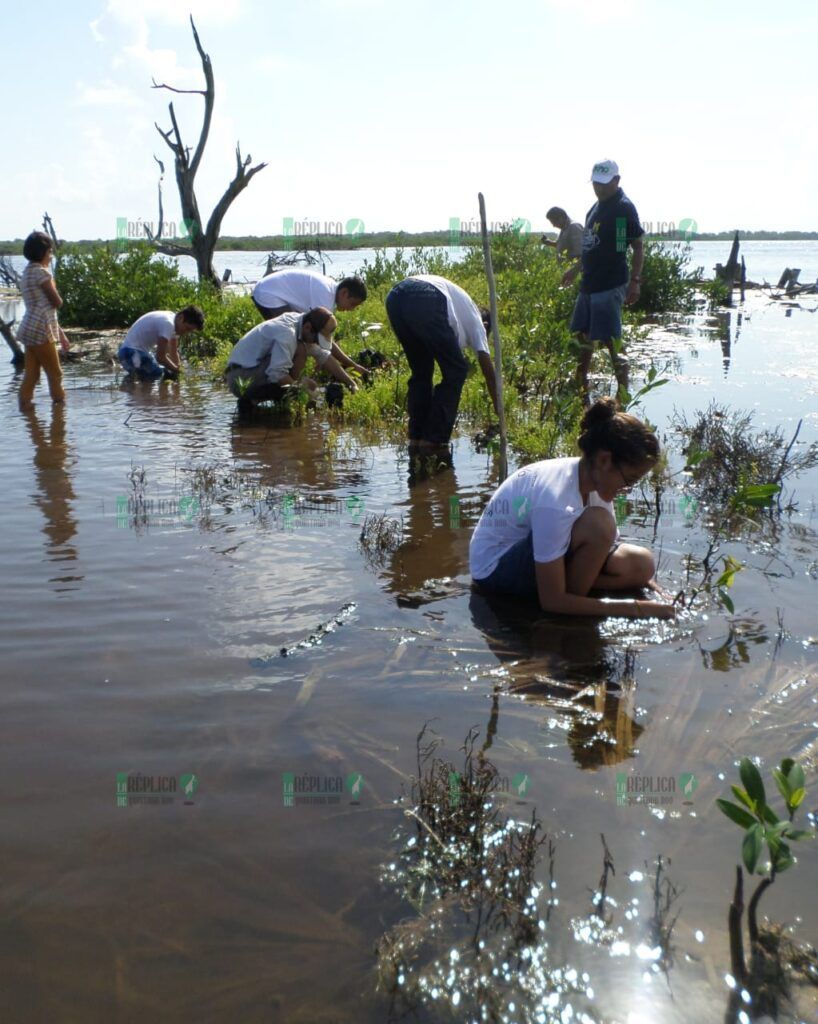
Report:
591,159,620,184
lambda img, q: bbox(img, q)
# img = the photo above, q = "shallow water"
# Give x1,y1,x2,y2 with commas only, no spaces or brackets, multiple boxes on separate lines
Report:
1,291,817,1023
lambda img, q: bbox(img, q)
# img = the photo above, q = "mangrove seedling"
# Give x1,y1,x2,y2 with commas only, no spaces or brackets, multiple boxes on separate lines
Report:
718,757,814,1015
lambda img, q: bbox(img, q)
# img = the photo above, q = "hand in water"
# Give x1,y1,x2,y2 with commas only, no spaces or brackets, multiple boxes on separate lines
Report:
644,602,676,620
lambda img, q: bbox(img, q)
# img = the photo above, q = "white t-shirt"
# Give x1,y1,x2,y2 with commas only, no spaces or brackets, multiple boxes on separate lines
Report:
411,275,490,356
252,269,337,313
227,313,331,382
469,457,618,580
122,311,177,353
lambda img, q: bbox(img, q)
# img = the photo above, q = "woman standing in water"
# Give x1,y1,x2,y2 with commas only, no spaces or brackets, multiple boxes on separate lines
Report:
469,398,675,619
17,231,68,411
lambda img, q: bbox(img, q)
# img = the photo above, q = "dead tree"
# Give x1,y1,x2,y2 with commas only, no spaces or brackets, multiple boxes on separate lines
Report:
146,16,266,289
0,253,21,289
0,315,24,365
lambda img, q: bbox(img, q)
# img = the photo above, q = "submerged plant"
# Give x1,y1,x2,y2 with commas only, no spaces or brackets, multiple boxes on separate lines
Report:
674,403,818,512
718,757,817,1020
376,726,580,1023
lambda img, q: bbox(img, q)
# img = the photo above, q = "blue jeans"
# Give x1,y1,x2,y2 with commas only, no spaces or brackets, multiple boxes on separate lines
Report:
118,345,164,380
386,279,468,444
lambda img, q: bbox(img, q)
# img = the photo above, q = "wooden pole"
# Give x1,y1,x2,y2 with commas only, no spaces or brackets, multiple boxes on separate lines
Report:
478,193,508,482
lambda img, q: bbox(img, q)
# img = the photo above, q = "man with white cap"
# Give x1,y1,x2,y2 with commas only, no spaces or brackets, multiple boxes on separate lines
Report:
562,160,644,399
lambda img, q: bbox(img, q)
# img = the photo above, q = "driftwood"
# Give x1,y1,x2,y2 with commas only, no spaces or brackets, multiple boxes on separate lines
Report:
0,314,24,365
42,212,60,252
146,16,267,288
264,248,326,275
0,254,20,288
715,230,741,307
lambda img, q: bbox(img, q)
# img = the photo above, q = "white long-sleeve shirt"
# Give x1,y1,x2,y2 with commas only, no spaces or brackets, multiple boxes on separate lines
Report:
227,313,331,382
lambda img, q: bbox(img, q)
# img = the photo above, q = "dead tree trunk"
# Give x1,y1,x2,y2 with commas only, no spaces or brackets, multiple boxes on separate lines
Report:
0,315,24,366
715,231,740,308
146,16,267,289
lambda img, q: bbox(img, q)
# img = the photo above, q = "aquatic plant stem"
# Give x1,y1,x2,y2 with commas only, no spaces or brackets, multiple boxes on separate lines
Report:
478,193,508,482
728,865,747,984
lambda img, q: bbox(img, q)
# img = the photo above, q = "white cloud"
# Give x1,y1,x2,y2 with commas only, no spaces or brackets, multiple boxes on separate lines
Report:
76,80,144,108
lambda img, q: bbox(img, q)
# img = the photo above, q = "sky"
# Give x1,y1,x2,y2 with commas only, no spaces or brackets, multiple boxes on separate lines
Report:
1,0,816,241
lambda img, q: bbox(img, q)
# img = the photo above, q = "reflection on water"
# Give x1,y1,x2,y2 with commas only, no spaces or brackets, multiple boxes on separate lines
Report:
22,404,81,593
469,591,644,769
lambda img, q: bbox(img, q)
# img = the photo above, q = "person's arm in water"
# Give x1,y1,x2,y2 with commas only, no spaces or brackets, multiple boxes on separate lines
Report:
476,351,499,416
320,354,358,391
625,238,644,306
156,335,181,374
534,557,675,619
329,341,370,380
277,371,317,391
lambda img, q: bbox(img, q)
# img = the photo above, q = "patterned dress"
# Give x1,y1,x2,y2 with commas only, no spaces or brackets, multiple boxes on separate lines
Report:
17,262,60,346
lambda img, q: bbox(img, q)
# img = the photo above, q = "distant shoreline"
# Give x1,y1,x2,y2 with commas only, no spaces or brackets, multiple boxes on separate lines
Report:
1,230,818,255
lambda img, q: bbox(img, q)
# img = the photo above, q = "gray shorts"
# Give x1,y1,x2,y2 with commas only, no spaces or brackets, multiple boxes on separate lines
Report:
570,283,628,343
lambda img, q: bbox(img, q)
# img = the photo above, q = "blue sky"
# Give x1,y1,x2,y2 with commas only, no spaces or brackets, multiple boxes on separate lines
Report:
2,0,816,240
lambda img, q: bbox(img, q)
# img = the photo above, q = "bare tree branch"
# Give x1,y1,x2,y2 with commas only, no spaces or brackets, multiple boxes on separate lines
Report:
188,15,214,178
203,144,267,252
42,212,60,250
146,17,265,286
151,77,206,96
0,313,24,364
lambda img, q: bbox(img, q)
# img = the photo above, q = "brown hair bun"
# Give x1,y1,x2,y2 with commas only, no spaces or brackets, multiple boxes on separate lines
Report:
577,398,659,466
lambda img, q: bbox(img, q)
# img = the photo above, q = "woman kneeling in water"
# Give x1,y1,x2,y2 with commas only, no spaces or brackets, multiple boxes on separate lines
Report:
469,398,675,619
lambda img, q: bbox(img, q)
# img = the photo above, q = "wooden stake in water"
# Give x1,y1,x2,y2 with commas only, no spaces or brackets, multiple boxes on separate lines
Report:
478,193,508,482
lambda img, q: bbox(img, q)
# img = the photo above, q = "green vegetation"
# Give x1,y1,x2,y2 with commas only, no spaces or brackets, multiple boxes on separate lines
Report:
718,758,816,1020
55,243,260,358
55,234,697,459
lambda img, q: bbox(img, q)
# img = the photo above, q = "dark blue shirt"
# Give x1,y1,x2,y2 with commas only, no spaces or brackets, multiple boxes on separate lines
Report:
580,189,643,294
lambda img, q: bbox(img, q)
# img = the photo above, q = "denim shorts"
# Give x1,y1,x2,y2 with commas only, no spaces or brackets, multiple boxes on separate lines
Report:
473,532,623,603
473,534,538,600
569,283,628,343
118,345,164,379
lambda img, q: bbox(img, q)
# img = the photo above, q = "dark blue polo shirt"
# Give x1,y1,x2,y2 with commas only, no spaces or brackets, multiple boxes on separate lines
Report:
580,189,644,294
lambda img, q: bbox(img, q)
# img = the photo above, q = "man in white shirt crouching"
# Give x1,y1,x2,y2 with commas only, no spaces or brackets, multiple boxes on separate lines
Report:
224,307,357,413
